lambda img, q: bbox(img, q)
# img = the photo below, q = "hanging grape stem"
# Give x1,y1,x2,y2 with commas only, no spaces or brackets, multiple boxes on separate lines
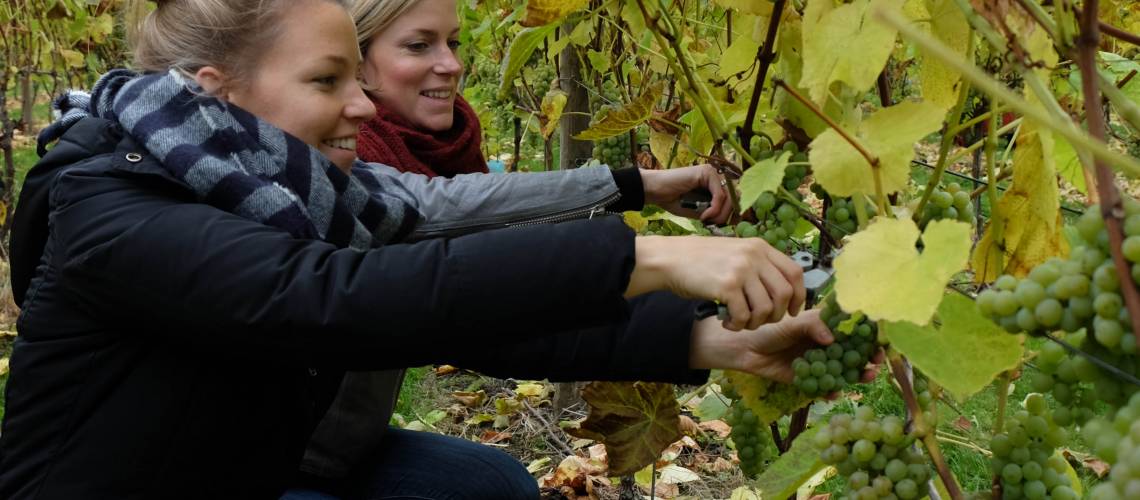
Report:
1074,0,1140,341
738,0,786,150
993,372,1010,435
888,352,964,500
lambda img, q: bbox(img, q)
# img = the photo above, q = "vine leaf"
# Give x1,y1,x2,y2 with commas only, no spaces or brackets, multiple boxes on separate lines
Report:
499,24,558,98
753,426,826,498
520,0,589,27
915,0,970,112
799,0,903,105
713,0,776,16
809,101,944,197
649,129,695,169
717,34,761,82
972,119,1069,282
737,152,790,214
835,218,971,325
723,370,812,423
1053,134,1088,196
540,88,567,139
564,381,681,476
883,294,1024,401
574,83,665,140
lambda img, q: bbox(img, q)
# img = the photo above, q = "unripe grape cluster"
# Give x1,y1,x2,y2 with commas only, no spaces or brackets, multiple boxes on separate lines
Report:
723,401,776,478
739,141,809,253
792,294,878,397
813,406,933,500
1087,393,1140,499
919,182,975,229
977,201,1140,412
989,394,1076,500
590,80,633,169
820,194,878,241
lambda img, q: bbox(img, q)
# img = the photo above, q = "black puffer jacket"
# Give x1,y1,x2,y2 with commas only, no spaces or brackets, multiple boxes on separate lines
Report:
0,117,706,499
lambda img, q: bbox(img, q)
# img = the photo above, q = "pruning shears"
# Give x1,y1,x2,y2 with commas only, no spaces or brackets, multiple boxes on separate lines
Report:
694,250,837,321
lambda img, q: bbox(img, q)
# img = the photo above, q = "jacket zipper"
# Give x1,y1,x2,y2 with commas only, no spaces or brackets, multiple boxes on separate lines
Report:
505,191,621,229
414,190,622,239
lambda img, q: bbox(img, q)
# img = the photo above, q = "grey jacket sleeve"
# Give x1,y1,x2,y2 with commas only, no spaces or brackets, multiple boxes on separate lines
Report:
365,163,621,239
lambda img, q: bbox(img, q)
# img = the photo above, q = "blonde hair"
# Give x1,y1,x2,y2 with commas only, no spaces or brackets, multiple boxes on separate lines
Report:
350,0,419,53
126,0,348,83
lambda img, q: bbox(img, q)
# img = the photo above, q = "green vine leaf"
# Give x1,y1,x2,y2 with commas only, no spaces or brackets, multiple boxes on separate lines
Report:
499,24,558,98
520,0,589,27
564,381,681,476
809,101,944,198
799,0,904,105
835,218,972,325
574,83,665,140
753,426,826,498
884,293,1024,401
737,152,790,214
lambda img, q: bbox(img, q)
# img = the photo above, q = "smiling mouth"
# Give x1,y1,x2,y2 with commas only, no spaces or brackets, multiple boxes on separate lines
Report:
322,137,356,151
421,89,454,99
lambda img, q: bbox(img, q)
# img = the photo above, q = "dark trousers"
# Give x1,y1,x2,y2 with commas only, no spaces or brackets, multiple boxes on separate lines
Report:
282,428,539,500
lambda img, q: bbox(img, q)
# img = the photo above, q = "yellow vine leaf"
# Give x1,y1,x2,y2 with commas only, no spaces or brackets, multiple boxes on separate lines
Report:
713,0,775,16
738,152,790,214
520,0,589,27
972,119,1069,282
575,83,665,141
799,0,903,105
835,218,972,325
809,101,944,197
918,0,970,112
649,130,695,169
883,294,1023,401
540,89,567,139
717,34,761,81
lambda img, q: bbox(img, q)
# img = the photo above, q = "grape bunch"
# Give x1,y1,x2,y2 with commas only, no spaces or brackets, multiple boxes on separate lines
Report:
1086,393,1140,499
592,134,631,169
977,201,1140,410
813,406,933,500
989,394,1077,500
792,294,878,397
919,182,976,229
822,195,878,241
1027,336,1107,427
742,141,809,253
723,401,776,478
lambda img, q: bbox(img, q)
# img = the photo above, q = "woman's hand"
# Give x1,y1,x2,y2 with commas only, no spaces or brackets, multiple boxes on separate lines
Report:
689,310,884,385
640,165,732,224
627,235,805,330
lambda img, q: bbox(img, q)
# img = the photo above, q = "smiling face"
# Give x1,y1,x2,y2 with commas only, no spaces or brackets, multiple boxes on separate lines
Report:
360,0,463,132
218,0,375,172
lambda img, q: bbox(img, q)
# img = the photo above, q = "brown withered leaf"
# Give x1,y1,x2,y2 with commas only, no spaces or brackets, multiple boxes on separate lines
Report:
635,151,661,170
451,390,486,408
434,365,458,375
698,419,732,439
648,105,682,134
953,416,973,432
1062,448,1111,478
520,0,589,27
479,430,512,444
678,415,700,437
564,381,682,476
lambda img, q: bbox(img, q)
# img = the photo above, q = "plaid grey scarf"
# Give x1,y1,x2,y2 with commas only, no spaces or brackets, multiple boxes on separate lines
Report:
39,69,420,249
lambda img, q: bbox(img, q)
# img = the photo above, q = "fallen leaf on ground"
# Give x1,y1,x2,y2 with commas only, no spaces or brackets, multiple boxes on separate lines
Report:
678,415,700,437
698,419,732,438
479,430,512,444
953,416,973,432
434,365,458,375
451,390,486,408
515,382,548,399
658,464,700,484
526,457,551,474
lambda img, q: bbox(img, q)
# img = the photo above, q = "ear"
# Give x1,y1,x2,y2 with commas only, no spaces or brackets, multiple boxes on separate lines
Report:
193,66,230,100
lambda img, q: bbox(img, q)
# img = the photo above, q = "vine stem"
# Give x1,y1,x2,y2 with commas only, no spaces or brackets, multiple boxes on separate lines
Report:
912,34,976,221
771,79,888,214
983,96,1004,274
739,0,787,149
1075,0,1140,341
888,352,964,500
877,8,1140,178
1100,20,1140,46
993,372,1010,435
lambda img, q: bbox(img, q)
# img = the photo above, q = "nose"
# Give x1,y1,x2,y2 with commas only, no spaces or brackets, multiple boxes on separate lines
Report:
434,46,463,76
345,81,376,123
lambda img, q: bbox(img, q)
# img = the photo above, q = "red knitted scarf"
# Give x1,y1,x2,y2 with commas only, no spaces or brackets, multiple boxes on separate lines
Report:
356,94,488,178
